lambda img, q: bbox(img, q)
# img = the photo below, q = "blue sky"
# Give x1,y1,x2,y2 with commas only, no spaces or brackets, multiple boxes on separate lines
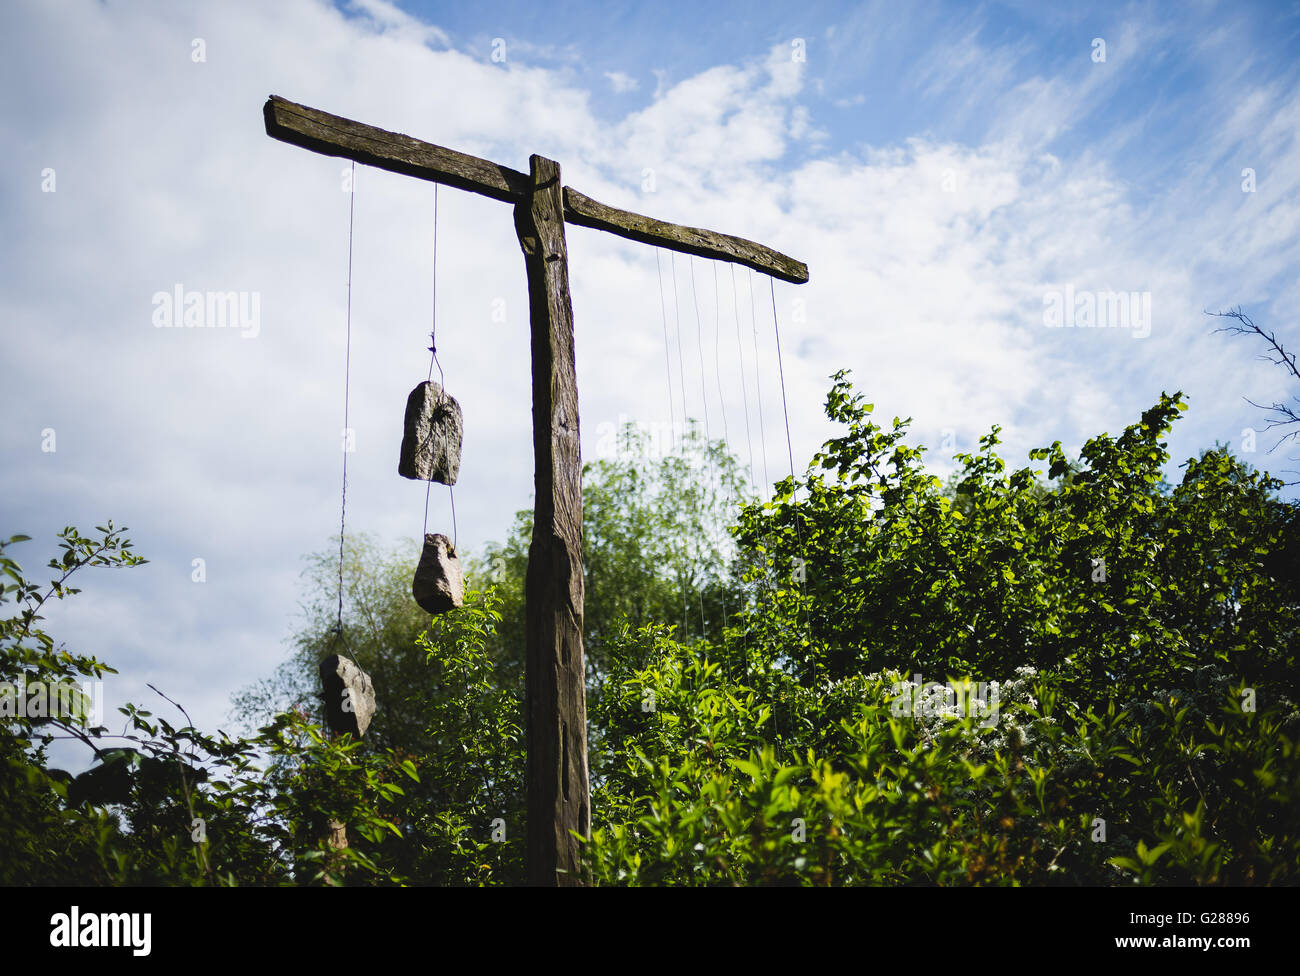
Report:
2,0,1298,767
395,1,1300,184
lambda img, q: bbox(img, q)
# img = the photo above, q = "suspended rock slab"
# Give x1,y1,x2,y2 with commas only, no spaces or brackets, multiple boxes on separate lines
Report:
413,532,464,614
399,381,462,485
320,655,376,738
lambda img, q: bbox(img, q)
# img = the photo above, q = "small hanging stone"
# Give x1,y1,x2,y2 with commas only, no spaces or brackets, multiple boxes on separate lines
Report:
320,655,376,738
399,381,462,485
413,532,464,614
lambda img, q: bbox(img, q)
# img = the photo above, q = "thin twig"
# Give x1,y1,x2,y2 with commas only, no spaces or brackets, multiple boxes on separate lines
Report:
1208,307,1300,481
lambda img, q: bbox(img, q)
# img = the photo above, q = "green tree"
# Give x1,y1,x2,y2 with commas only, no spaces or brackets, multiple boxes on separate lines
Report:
582,371,1300,885
1,526,423,886
481,419,752,683
735,371,1299,705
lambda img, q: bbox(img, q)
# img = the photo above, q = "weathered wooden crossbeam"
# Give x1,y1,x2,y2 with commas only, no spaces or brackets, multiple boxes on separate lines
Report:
264,96,809,284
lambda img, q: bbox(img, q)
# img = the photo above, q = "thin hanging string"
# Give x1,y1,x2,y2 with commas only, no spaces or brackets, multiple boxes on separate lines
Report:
730,265,757,497
686,257,711,641
747,273,798,746
747,271,770,490
427,189,442,388
769,278,797,495
729,264,758,687
711,263,731,462
669,253,689,448
689,257,712,443
655,249,677,452
710,261,734,684
748,271,779,721
335,162,358,664
655,249,688,636
421,185,458,551
770,276,809,680
668,253,690,637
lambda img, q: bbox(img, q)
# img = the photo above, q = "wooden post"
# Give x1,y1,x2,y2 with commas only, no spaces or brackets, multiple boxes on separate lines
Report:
261,95,807,886
514,156,589,885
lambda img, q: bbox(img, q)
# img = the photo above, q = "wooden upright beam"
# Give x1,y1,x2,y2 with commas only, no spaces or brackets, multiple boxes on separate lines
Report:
514,155,589,886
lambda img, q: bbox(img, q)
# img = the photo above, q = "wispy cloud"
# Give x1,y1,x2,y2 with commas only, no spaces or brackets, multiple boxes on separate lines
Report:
604,70,638,93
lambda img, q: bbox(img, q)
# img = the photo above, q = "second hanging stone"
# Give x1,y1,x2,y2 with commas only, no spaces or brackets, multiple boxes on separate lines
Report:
413,533,464,613
398,381,462,485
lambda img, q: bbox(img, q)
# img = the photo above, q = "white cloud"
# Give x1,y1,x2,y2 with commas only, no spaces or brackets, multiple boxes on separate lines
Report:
346,0,450,46
604,70,638,93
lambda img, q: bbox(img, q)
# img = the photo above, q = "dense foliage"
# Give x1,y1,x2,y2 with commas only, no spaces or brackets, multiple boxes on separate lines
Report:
588,375,1299,883
3,373,1297,884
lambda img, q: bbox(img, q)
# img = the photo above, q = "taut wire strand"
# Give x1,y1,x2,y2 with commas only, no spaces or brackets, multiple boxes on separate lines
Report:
748,271,770,490
336,161,358,664
730,265,757,496
421,185,457,550
655,249,677,452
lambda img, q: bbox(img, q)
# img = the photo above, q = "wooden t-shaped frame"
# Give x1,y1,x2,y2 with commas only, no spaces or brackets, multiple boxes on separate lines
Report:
263,95,808,886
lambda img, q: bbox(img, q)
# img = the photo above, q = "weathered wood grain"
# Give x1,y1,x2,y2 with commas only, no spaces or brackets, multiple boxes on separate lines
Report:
264,96,530,203
563,186,809,284
514,155,590,887
264,97,807,283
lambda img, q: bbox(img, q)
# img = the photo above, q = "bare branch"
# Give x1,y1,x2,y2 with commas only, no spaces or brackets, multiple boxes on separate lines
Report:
1209,307,1300,382
1208,307,1300,482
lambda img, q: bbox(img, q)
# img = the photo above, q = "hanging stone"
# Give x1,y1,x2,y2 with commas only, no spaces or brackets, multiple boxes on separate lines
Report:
399,381,462,485
413,532,464,614
320,655,376,738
